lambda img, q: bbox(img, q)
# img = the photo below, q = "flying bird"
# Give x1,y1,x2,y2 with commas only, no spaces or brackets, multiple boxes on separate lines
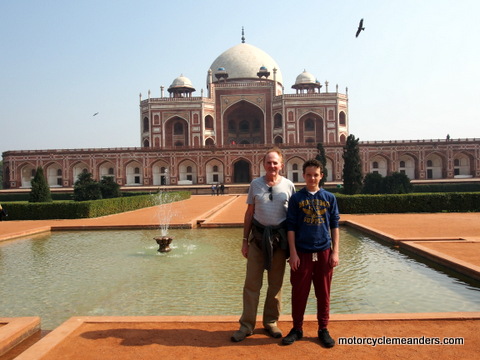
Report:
355,18,365,38
93,112,99,116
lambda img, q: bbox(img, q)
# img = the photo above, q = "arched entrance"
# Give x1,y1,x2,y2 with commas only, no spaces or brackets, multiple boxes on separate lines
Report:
20,164,36,188
206,159,224,184
299,113,324,143
233,160,250,183
152,161,170,185
224,100,264,145
164,117,189,147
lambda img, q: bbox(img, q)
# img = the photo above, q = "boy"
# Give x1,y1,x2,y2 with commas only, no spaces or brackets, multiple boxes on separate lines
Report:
283,159,340,348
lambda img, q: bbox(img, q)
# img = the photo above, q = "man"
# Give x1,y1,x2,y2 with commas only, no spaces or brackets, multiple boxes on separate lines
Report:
231,147,296,342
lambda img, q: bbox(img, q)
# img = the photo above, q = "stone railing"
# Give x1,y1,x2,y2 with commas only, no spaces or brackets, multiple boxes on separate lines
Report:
359,138,479,145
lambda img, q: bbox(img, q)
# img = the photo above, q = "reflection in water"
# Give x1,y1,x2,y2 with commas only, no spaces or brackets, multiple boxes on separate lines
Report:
0,227,479,329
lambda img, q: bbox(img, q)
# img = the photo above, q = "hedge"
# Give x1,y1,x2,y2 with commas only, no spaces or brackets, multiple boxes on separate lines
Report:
0,193,73,202
336,192,480,214
1,191,478,220
0,191,154,202
1,191,190,220
412,183,480,193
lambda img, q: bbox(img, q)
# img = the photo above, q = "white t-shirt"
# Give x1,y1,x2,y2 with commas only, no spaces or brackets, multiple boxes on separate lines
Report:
247,176,296,226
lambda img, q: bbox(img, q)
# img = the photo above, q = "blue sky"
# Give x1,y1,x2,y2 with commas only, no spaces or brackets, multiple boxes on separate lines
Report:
1,0,479,155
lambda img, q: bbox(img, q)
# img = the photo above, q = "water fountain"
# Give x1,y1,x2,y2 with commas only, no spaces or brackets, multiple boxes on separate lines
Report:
153,190,178,252
155,236,173,252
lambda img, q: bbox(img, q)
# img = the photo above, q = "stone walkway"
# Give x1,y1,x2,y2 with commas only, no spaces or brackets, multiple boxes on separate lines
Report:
1,195,479,359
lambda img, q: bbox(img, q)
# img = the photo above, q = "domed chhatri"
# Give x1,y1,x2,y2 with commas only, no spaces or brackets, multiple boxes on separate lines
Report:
292,69,322,94
294,69,316,85
169,74,194,88
214,67,229,81
209,42,283,85
257,65,270,79
168,74,195,97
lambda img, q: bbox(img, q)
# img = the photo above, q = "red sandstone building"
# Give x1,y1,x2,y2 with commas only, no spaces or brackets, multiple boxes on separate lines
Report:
2,37,480,189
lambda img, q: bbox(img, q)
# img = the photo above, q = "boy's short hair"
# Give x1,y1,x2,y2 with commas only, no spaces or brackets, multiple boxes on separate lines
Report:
302,159,323,174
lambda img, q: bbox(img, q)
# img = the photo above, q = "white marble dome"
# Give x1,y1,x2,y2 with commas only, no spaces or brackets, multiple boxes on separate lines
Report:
169,74,194,89
209,43,283,85
294,70,317,85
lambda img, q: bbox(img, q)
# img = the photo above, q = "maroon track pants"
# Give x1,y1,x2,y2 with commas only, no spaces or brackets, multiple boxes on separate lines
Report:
290,248,333,331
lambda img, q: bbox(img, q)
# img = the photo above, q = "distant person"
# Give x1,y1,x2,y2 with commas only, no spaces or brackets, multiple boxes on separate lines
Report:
216,184,220,196
231,147,296,342
0,204,6,221
211,184,216,196
220,183,225,195
282,159,340,348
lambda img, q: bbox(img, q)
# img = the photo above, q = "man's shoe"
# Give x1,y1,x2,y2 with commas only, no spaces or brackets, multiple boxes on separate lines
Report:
281,328,303,345
265,325,282,338
318,328,335,348
231,330,252,342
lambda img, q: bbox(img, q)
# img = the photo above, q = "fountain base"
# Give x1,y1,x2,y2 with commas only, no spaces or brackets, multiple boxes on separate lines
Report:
154,236,173,253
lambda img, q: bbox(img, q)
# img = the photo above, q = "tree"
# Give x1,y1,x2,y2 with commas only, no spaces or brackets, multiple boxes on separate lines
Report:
362,172,385,194
100,176,121,199
384,172,413,194
315,142,328,186
342,134,363,195
73,172,102,201
29,167,52,202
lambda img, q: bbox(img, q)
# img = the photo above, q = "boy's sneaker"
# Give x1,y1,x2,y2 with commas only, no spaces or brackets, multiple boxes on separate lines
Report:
318,328,335,348
281,328,303,345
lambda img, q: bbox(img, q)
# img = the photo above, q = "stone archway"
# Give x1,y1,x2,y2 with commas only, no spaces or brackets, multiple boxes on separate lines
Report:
20,164,36,188
233,160,250,183
224,100,264,145
299,112,324,143
164,117,189,147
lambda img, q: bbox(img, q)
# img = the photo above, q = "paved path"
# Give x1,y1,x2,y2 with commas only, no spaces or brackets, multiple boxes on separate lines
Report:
1,195,479,359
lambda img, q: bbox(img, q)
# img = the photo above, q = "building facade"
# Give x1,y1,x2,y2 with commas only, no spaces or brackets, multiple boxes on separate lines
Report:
2,38,480,189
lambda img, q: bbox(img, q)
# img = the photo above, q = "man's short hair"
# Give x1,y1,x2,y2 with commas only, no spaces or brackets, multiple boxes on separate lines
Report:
263,146,284,164
302,159,323,174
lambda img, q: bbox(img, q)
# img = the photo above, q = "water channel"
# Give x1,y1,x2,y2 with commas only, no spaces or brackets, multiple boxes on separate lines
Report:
1,227,479,329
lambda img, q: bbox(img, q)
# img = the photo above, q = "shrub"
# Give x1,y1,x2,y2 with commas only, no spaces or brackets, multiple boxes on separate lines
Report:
362,172,413,194
362,173,384,194
100,176,121,199
384,172,413,194
73,172,102,201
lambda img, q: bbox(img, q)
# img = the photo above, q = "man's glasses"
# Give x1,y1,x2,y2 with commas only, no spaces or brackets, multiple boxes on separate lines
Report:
268,187,273,201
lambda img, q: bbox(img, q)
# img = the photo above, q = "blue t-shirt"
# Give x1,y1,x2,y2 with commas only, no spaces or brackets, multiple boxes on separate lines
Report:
286,187,340,253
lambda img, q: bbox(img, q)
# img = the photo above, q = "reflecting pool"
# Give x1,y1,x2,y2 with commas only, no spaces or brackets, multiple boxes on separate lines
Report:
0,227,479,329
